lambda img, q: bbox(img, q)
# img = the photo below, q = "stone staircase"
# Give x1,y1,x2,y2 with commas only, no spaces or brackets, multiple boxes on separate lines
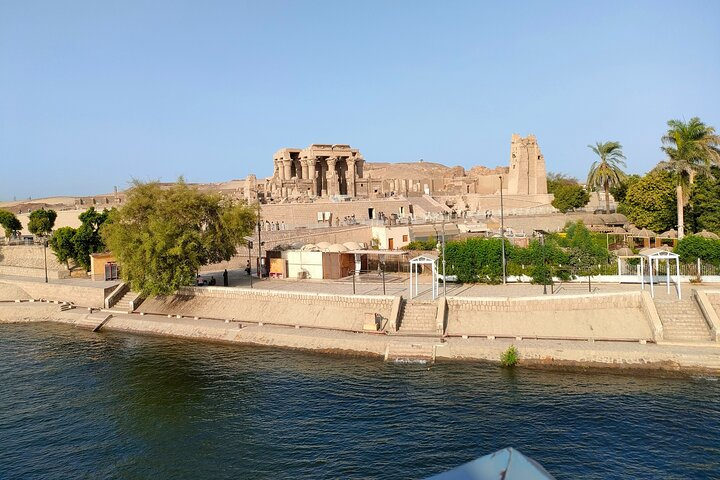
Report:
653,295,713,342
109,290,140,313
385,342,435,363
398,300,438,335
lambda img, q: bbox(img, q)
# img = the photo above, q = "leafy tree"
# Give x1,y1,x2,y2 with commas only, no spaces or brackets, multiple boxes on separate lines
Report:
609,174,641,204
546,172,579,194
560,221,610,272
657,117,720,239
49,227,78,268
49,207,112,271
587,141,627,214
403,237,437,250
687,168,720,234
102,180,256,295
444,237,510,284
73,207,111,270
551,183,590,213
619,170,677,233
27,208,57,236
675,235,720,266
0,210,22,239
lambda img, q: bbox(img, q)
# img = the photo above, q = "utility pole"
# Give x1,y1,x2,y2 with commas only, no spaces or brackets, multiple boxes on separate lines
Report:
43,239,48,283
256,201,262,279
499,176,506,285
442,213,447,296
247,240,253,289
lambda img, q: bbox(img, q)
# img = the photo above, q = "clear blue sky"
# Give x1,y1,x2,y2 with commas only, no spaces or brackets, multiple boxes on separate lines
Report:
1,0,719,200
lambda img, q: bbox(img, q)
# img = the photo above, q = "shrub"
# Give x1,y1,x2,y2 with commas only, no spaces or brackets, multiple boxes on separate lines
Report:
500,345,519,367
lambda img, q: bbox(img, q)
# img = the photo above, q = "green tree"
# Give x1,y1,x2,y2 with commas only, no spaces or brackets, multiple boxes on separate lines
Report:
551,183,590,213
587,141,627,214
609,174,641,204
619,170,677,232
675,235,720,266
546,172,578,194
0,210,22,239
687,168,720,234
658,117,720,239
27,208,57,236
73,207,111,270
49,226,78,268
444,237,510,284
102,180,256,295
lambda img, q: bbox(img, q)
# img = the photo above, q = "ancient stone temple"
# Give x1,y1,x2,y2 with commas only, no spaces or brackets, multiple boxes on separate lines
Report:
506,134,547,195
271,144,366,199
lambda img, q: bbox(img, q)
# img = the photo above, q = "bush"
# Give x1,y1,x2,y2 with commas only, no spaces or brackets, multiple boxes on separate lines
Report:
675,235,720,265
403,237,437,250
500,345,519,367
444,237,510,283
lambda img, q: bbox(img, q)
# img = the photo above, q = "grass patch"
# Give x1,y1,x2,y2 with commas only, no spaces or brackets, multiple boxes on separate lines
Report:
500,345,519,367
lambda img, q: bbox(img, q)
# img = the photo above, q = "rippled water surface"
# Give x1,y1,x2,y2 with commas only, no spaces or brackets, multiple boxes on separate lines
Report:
1,323,719,479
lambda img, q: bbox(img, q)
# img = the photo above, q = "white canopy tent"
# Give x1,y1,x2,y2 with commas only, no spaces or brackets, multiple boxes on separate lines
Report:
409,254,440,300
639,248,681,299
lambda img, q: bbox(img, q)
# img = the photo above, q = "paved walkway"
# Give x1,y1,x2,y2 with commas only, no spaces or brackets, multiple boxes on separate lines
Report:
197,267,720,299
0,274,119,289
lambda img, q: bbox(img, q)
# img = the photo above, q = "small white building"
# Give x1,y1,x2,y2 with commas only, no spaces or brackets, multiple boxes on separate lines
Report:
371,225,411,250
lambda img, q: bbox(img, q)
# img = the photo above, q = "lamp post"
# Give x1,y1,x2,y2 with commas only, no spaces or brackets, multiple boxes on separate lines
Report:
381,254,386,295
442,213,447,297
43,239,48,283
499,175,506,285
247,240,253,289
256,201,262,279
539,231,547,295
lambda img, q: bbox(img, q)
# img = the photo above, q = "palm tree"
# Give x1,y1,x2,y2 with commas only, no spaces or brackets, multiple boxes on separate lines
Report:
658,117,720,239
587,141,627,214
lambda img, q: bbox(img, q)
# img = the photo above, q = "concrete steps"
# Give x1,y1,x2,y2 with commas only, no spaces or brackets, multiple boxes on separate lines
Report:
74,312,112,331
385,342,435,363
398,300,437,335
653,297,712,342
109,290,140,313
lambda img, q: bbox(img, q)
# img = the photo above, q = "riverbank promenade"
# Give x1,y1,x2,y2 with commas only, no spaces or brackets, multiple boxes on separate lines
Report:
1,273,720,374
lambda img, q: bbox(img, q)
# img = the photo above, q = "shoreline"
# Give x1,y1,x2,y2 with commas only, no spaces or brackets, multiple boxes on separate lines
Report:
2,303,719,377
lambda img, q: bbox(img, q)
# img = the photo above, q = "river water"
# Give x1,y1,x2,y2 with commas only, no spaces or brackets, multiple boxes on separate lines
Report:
1,323,719,479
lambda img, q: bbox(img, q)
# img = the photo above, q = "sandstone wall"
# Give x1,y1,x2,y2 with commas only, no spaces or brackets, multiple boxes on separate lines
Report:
446,292,653,341
137,286,395,332
0,278,114,308
0,245,70,279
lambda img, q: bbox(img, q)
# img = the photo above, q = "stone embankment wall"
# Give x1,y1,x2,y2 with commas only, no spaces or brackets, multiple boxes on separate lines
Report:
137,287,395,332
0,245,70,279
446,292,654,342
0,278,113,308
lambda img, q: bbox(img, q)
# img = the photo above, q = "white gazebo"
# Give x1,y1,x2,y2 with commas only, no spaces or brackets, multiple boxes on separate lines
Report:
639,247,681,299
409,254,439,300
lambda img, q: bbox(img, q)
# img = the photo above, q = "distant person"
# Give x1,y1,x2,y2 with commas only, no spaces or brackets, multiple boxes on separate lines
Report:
223,269,228,287
245,260,251,275
209,276,216,286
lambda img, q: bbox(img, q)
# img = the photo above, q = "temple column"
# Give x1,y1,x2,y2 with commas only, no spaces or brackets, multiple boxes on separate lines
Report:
327,157,338,196
356,158,364,178
282,159,292,181
301,158,309,180
347,159,356,197
307,157,317,197
276,159,285,180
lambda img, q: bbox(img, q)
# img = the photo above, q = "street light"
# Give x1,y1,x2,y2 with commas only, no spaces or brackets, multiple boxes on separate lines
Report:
499,175,506,285
247,240,254,289
256,201,262,279
43,239,48,283
441,213,447,297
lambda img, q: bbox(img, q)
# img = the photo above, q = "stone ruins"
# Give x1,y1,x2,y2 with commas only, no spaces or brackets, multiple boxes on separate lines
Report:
258,134,548,203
